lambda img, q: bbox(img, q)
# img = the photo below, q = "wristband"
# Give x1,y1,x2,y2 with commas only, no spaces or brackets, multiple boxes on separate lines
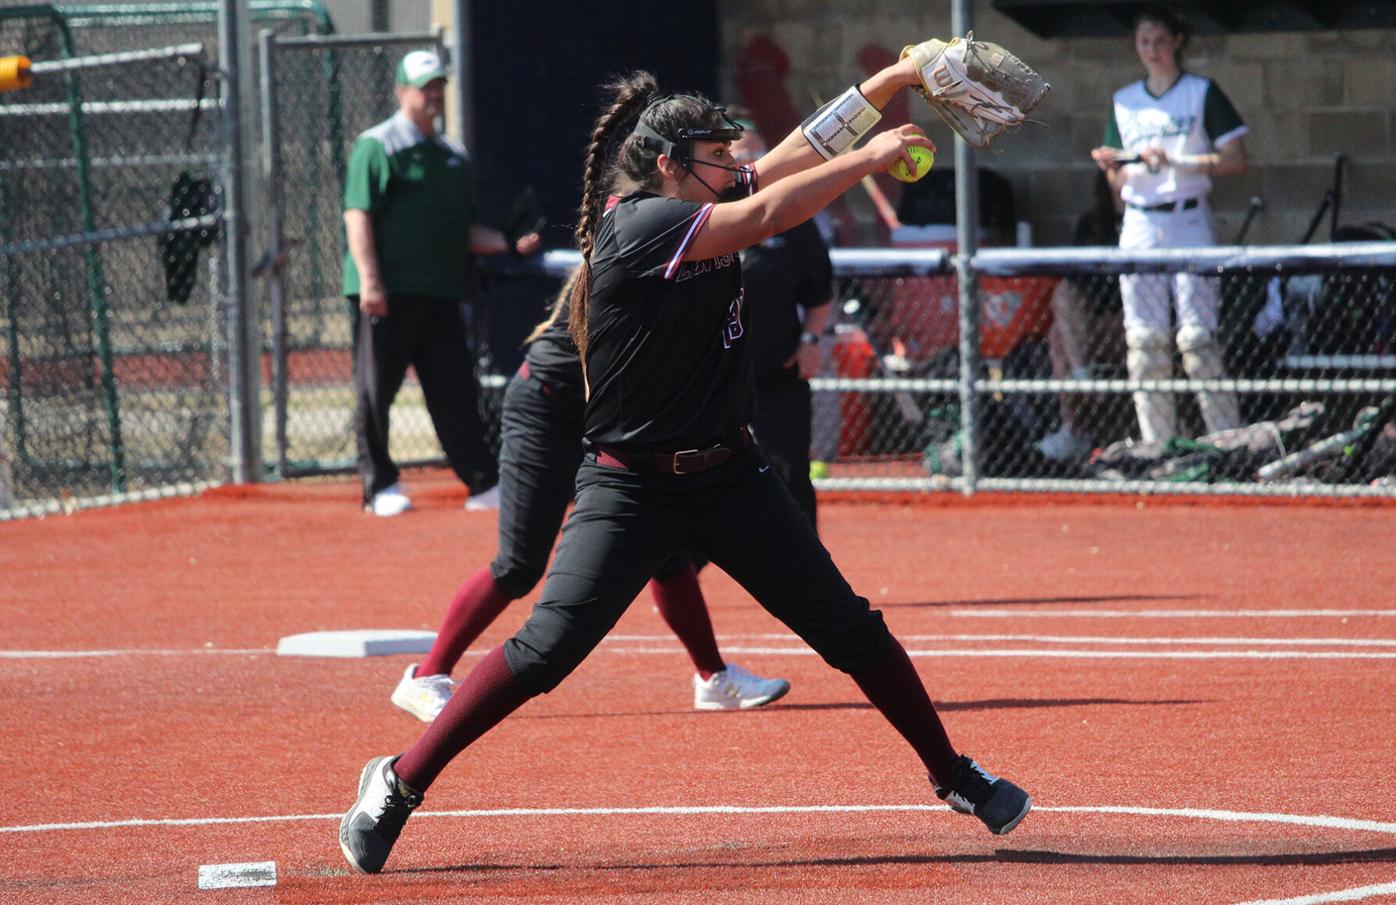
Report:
801,332,820,345
801,85,882,160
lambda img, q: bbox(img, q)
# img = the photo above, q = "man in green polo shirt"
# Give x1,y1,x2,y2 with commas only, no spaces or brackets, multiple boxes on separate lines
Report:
344,49,540,516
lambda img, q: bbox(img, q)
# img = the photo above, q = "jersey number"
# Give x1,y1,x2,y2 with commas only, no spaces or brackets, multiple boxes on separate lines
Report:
722,290,745,349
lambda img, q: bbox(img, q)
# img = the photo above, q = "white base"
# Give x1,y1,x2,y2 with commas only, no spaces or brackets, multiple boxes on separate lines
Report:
197,861,277,889
275,629,437,658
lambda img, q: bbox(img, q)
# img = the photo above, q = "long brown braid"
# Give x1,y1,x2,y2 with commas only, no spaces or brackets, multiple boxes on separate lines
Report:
567,73,729,361
567,72,658,360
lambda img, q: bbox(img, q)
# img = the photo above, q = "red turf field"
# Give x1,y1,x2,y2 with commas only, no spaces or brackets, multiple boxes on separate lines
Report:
3,470,1394,903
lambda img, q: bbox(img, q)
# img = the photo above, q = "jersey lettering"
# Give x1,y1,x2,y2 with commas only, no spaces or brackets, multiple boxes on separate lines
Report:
1122,113,1196,148
722,289,745,349
673,251,738,283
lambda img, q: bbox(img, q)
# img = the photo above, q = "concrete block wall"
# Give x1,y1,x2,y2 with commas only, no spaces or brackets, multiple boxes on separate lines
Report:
719,1,1396,247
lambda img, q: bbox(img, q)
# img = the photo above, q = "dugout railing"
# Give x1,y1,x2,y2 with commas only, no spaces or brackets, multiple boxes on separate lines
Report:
255,241,1396,500
490,245,1395,499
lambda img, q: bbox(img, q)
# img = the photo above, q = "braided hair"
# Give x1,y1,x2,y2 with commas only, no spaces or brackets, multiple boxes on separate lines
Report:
568,72,730,361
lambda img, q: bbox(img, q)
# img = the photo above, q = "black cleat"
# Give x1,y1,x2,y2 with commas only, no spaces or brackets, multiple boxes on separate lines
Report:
339,755,422,874
933,755,1032,835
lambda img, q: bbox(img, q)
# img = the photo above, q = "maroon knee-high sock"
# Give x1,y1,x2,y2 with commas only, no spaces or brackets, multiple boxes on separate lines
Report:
393,645,533,793
852,637,959,787
648,567,725,678
417,566,514,677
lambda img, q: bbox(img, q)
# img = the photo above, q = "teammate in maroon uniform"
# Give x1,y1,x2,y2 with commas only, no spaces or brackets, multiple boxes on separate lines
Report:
389,266,789,723
341,60,1032,874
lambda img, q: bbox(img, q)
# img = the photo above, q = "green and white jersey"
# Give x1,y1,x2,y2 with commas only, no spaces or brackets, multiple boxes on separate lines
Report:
342,112,477,300
1104,73,1246,207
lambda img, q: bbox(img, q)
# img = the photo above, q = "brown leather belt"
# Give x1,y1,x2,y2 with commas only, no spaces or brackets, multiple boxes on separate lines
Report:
595,427,752,475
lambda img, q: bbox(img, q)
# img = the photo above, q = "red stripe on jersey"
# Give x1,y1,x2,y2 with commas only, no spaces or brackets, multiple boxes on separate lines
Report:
663,202,715,281
738,163,758,195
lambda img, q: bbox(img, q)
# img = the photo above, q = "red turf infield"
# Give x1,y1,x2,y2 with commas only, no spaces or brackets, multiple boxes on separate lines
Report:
2,470,1395,903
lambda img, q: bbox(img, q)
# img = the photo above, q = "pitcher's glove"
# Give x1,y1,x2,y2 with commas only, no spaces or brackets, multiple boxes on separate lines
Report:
900,32,1050,150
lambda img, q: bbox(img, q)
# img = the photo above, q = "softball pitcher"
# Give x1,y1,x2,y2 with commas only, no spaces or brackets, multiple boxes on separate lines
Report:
1092,6,1247,443
342,56,1033,875
390,268,790,723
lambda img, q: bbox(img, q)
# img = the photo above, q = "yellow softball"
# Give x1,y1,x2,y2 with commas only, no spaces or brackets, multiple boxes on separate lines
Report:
888,145,935,183
0,55,33,93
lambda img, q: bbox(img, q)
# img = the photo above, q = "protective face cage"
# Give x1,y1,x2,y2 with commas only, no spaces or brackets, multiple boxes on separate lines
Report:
632,98,745,166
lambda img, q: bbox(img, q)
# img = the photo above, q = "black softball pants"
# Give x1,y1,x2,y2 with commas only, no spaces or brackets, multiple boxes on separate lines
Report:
502,444,891,694
352,294,497,502
490,367,691,598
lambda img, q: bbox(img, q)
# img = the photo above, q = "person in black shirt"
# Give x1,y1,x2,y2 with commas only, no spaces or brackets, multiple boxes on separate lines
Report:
729,119,834,529
388,266,791,724
341,62,1032,875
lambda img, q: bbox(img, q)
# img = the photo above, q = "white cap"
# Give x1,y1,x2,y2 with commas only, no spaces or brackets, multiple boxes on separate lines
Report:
396,50,448,88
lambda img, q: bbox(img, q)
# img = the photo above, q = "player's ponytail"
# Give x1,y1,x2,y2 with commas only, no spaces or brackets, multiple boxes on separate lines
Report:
569,71,659,361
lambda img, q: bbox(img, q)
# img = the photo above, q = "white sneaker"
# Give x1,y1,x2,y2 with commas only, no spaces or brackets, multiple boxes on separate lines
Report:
1034,427,1093,463
390,663,455,722
464,485,501,511
366,483,412,517
693,663,791,710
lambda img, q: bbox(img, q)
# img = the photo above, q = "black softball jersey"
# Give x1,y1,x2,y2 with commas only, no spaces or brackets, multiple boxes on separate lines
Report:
523,303,586,402
582,193,753,452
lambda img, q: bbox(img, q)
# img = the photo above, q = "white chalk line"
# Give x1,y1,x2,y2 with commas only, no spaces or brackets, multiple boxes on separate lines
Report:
898,634,1396,647
619,632,1396,647
3,802,1395,836
7,633,1396,662
951,609,1396,619
614,645,1396,661
0,648,269,659
7,803,1393,903
1233,881,1396,905
642,633,1396,648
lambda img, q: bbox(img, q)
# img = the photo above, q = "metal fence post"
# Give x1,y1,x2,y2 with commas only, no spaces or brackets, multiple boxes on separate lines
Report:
952,0,981,495
259,28,289,479
448,0,472,150
218,0,257,484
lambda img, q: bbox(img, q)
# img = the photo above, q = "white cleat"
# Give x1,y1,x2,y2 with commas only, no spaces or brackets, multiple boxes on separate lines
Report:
390,663,455,722
366,483,412,517
693,662,791,711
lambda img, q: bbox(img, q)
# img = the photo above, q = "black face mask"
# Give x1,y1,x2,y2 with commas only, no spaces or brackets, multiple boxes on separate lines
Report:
717,181,748,204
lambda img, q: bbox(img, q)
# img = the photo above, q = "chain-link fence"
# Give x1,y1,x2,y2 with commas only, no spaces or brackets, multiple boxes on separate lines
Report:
1,13,230,516
56,2,330,53
827,245,1396,496
259,29,482,479
503,246,1395,498
6,12,1395,515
